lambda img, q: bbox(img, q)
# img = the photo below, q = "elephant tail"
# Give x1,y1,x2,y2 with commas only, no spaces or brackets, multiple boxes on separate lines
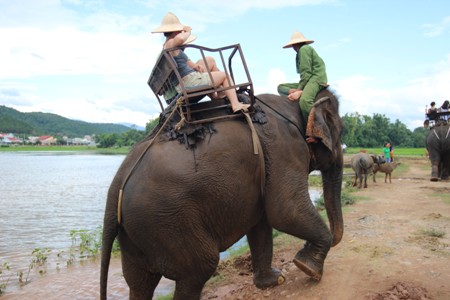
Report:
100,205,119,299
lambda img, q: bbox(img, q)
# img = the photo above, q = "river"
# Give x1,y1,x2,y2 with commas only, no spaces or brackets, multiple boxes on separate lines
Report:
0,152,321,299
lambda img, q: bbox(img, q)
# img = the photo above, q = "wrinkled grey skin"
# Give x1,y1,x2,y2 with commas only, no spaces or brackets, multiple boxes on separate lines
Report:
351,153,379,188
426,124,450,181
100,92,344,300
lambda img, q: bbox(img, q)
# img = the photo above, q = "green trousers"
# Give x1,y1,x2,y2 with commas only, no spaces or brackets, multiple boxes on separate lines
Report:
277,81,324,121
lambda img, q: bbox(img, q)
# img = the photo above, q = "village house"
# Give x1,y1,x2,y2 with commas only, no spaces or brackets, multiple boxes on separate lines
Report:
39,136,57,146
0,133,22,145
1,133,96,146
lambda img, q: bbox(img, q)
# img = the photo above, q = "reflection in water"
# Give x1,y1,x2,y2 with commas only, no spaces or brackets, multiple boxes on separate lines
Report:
0,152,322,298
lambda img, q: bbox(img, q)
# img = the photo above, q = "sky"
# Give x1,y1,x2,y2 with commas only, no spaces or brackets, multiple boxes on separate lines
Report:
1,0,449,131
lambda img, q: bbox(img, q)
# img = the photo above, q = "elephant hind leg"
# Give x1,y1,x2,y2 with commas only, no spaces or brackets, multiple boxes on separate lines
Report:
247,217,285,289
123,260,162,300
172,242,220,299
173,278,210,300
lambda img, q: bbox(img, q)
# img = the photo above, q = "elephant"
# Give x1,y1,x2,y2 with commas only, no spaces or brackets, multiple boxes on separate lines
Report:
350,152,380,188
100,89,344,300
426,123,450,181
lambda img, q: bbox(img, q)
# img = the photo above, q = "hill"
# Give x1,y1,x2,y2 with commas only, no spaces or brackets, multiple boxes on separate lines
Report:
0,105,133,137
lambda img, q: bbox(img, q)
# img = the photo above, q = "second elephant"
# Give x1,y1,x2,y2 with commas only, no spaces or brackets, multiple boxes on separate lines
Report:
426,123,450,181
351,153,380,188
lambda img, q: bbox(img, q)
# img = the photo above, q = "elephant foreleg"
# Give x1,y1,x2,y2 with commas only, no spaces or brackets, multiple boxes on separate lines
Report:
293,239,330,281
268,199,332,281
431,160,440,181
246,217,285,289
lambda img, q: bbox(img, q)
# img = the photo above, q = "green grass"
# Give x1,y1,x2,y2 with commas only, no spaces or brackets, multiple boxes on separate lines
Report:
420,228,446,238
393,160,408,176
0,145,130,154
345,147,426,156
155,294,174,300
432,193,450,204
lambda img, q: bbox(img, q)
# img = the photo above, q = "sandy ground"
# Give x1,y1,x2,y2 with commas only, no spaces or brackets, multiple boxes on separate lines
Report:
201,156,450,300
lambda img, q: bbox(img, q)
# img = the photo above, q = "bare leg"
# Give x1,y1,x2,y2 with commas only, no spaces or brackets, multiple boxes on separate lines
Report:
210,71,250,112
196,56,219,72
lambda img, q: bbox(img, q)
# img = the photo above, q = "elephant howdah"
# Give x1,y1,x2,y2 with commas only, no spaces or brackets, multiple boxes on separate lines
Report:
100,92,344,300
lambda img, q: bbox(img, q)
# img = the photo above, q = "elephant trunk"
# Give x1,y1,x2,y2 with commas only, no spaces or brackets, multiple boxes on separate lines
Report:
321,157,344,246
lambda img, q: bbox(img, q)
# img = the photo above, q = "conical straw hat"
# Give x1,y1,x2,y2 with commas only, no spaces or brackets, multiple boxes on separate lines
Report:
183,34,197,45
282,31,314,48
152,12,184,33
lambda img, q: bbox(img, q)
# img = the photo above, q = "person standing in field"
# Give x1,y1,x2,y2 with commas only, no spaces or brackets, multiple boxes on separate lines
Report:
390,144,394,162
383,142,391,163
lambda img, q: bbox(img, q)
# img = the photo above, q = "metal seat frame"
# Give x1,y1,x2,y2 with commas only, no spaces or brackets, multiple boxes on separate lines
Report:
148,44,255,124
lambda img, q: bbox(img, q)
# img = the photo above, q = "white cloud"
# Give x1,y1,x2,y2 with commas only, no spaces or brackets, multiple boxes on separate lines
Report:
334,54,450,130
422,15,450,37
325,37,351,49
0,26,161,80
156,0,340,29
256,68,287,94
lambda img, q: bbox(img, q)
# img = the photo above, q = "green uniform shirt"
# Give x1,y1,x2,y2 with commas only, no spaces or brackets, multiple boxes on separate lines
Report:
296,44,327,90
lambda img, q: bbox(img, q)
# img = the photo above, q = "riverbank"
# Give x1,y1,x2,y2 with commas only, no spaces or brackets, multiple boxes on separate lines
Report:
0,145,130,154
0,146,428,157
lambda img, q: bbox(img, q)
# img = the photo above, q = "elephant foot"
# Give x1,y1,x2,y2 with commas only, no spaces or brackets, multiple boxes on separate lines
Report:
293,243,326,281
430,177,439,182
253,268,285,289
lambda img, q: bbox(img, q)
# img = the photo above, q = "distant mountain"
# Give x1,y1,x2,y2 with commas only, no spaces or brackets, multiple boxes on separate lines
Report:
119,122,146,131
0,105,133,137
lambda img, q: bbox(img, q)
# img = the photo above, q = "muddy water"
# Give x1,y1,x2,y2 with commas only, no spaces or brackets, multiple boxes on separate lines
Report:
1,258,175,299
0,152,321,299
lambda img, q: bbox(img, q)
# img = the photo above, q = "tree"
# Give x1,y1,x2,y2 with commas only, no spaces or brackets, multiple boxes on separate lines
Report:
121,130,146,147
96,133,120,148
388,119,413,147
412,127,427,148
146,118,159,134
341,112,425,148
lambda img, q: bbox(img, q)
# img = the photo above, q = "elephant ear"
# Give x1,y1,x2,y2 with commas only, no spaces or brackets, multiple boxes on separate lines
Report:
306,96,343,157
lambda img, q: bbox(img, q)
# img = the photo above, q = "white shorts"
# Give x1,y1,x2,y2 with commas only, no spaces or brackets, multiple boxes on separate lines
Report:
176,72,212,92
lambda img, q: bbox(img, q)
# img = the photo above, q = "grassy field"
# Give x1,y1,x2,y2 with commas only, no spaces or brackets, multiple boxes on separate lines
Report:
1,145,428,157
0,145,130,154
345,147,427,157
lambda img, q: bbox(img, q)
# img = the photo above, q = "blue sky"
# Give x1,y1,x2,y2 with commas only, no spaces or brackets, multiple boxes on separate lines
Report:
1,0,449,130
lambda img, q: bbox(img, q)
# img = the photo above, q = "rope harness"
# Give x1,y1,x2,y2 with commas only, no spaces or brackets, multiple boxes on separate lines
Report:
117,98,264,224
432,125,450,141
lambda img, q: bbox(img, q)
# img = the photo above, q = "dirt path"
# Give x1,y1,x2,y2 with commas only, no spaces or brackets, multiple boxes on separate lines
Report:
201,156,450,300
